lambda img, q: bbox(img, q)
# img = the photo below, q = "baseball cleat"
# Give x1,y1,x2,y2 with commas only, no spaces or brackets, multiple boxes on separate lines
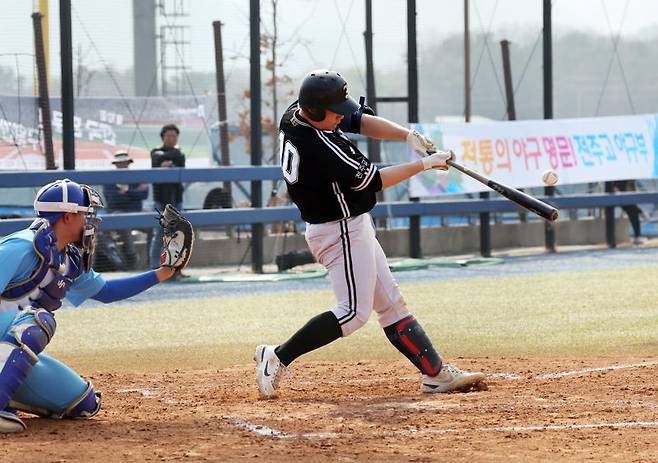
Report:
254,345,288,399
0,410,26,433
421,364,486,393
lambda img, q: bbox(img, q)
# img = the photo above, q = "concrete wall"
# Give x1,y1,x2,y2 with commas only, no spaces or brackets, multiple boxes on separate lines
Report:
130,217,629,267
373,217,628,258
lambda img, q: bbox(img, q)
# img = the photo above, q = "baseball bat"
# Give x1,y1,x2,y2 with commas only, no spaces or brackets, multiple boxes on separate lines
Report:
447,159,559,222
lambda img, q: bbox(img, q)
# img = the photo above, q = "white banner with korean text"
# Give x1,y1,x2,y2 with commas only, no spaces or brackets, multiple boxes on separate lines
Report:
409,114,658,196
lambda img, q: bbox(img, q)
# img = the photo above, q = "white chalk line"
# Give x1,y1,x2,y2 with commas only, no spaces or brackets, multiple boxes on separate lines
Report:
228,418,658,440
230,419,339,439
489,372,523,380
116,387,160,397
534,360,658,379
229,361,658,440
292,360,658,386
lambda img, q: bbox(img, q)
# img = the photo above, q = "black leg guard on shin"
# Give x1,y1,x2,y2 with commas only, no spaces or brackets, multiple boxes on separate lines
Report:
384,315,442,376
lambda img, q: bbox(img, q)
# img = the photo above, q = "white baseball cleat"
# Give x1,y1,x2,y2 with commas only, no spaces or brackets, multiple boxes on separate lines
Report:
0,410,26,433
421,364,486,393
254,345,288,399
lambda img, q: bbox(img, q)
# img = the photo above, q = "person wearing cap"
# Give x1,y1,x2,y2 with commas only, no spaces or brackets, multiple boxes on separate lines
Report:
0,179,184,433
102,151,148,270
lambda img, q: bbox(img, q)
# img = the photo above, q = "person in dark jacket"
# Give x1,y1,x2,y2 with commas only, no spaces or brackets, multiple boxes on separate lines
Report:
613,179,644,245
149,124,186,270
103,151,148,269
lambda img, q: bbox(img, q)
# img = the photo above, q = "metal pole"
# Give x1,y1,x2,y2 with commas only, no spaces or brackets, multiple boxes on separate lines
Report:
38,0,50,92
407,0,421,259
32,12,56,170
500,40,516,121
59,0,75,170
478,191,491,258
213,21,232,197
407,0,418,124
604,181,616,248
250,0,263,273
133,0,157,96
462,0,492,256
464,0,471,123
543,0,556,252
500,39,526,223
364,0,380,163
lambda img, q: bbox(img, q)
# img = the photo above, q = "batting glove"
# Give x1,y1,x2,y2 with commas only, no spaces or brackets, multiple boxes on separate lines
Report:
421,150,455,171
406,129,436,156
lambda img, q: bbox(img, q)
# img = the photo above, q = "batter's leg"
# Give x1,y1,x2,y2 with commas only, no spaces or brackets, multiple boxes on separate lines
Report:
256,216,377,398
370,231,486,392
276,216,377,365
366,225,443,376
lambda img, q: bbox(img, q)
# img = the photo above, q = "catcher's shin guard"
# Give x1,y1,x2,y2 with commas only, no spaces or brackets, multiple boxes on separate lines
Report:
0,309,56,411
384,315,442,376
10,353,101,419
63,382,101,419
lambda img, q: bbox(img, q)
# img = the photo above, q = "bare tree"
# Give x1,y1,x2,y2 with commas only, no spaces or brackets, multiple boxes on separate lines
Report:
75,44,95,97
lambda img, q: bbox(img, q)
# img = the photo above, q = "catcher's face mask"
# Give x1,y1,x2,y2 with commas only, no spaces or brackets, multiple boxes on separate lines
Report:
79,185,104,272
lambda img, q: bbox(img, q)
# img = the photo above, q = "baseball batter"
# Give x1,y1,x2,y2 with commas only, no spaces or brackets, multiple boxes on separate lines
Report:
0,179,193,433
255,70,485,398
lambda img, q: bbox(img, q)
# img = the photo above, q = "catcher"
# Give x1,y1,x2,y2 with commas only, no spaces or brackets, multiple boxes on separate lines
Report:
0,179,194,433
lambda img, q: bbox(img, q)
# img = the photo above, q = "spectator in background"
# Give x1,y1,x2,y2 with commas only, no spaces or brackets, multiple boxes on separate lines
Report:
149,124,187,272
103,151,148,270
613,179,644,245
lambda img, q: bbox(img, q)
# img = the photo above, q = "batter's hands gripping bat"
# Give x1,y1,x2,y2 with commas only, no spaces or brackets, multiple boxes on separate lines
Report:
446,158,559,222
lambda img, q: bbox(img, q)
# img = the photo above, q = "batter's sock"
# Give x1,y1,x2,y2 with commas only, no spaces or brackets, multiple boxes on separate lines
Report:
275,311,342,366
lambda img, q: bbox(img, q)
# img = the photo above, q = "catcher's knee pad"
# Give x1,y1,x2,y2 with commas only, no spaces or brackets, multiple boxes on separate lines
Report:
3,309,56,355
384,315,442,376
0,310,56,410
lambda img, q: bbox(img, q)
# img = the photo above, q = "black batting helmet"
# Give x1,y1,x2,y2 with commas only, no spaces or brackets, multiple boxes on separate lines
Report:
298,70,360,122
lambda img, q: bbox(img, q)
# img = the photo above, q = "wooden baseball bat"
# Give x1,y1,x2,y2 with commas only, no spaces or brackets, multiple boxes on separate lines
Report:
447,159,559,222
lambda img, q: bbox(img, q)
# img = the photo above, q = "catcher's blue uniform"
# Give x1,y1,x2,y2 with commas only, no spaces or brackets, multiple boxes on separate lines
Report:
0,220,105,428
0,179,162,433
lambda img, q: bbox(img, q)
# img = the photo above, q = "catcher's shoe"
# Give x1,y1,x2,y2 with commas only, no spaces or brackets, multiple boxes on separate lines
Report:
421,364,485,393
0,410,26,433
254,345,288,399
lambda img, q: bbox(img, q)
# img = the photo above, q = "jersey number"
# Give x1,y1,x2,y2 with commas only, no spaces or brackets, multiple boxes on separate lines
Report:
279,132,300,184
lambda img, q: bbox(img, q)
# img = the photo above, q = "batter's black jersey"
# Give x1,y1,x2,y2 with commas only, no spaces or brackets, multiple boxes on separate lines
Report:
279,103,382,224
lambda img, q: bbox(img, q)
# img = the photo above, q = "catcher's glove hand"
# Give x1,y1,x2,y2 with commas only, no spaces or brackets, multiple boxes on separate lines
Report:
158,204,194,269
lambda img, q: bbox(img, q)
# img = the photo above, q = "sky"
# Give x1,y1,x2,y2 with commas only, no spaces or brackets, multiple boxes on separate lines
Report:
1,0,657,84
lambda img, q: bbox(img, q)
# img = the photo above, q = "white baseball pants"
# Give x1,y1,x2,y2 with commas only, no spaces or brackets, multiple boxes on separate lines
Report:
305,213,410,336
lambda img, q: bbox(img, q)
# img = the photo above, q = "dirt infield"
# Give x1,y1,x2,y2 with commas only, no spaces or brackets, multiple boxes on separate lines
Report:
2,356,657,462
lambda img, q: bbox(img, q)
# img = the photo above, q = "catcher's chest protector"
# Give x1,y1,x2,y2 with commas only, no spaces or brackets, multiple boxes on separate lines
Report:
0,220,83,313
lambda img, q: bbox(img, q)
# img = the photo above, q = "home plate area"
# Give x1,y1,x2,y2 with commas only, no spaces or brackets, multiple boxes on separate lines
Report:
3,357,657,462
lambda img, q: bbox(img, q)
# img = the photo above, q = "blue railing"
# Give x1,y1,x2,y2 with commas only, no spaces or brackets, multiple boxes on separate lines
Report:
1,192,657,234
1,168,656,259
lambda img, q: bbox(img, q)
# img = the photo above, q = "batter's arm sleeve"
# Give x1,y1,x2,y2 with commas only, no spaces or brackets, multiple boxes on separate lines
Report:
339,104,375,134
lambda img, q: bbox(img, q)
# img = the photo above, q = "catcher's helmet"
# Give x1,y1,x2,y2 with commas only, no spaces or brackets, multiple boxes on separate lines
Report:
298,70,360,121
34,179,104,224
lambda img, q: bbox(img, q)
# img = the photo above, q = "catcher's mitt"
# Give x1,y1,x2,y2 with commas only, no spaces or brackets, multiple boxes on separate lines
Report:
158,204,194,269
